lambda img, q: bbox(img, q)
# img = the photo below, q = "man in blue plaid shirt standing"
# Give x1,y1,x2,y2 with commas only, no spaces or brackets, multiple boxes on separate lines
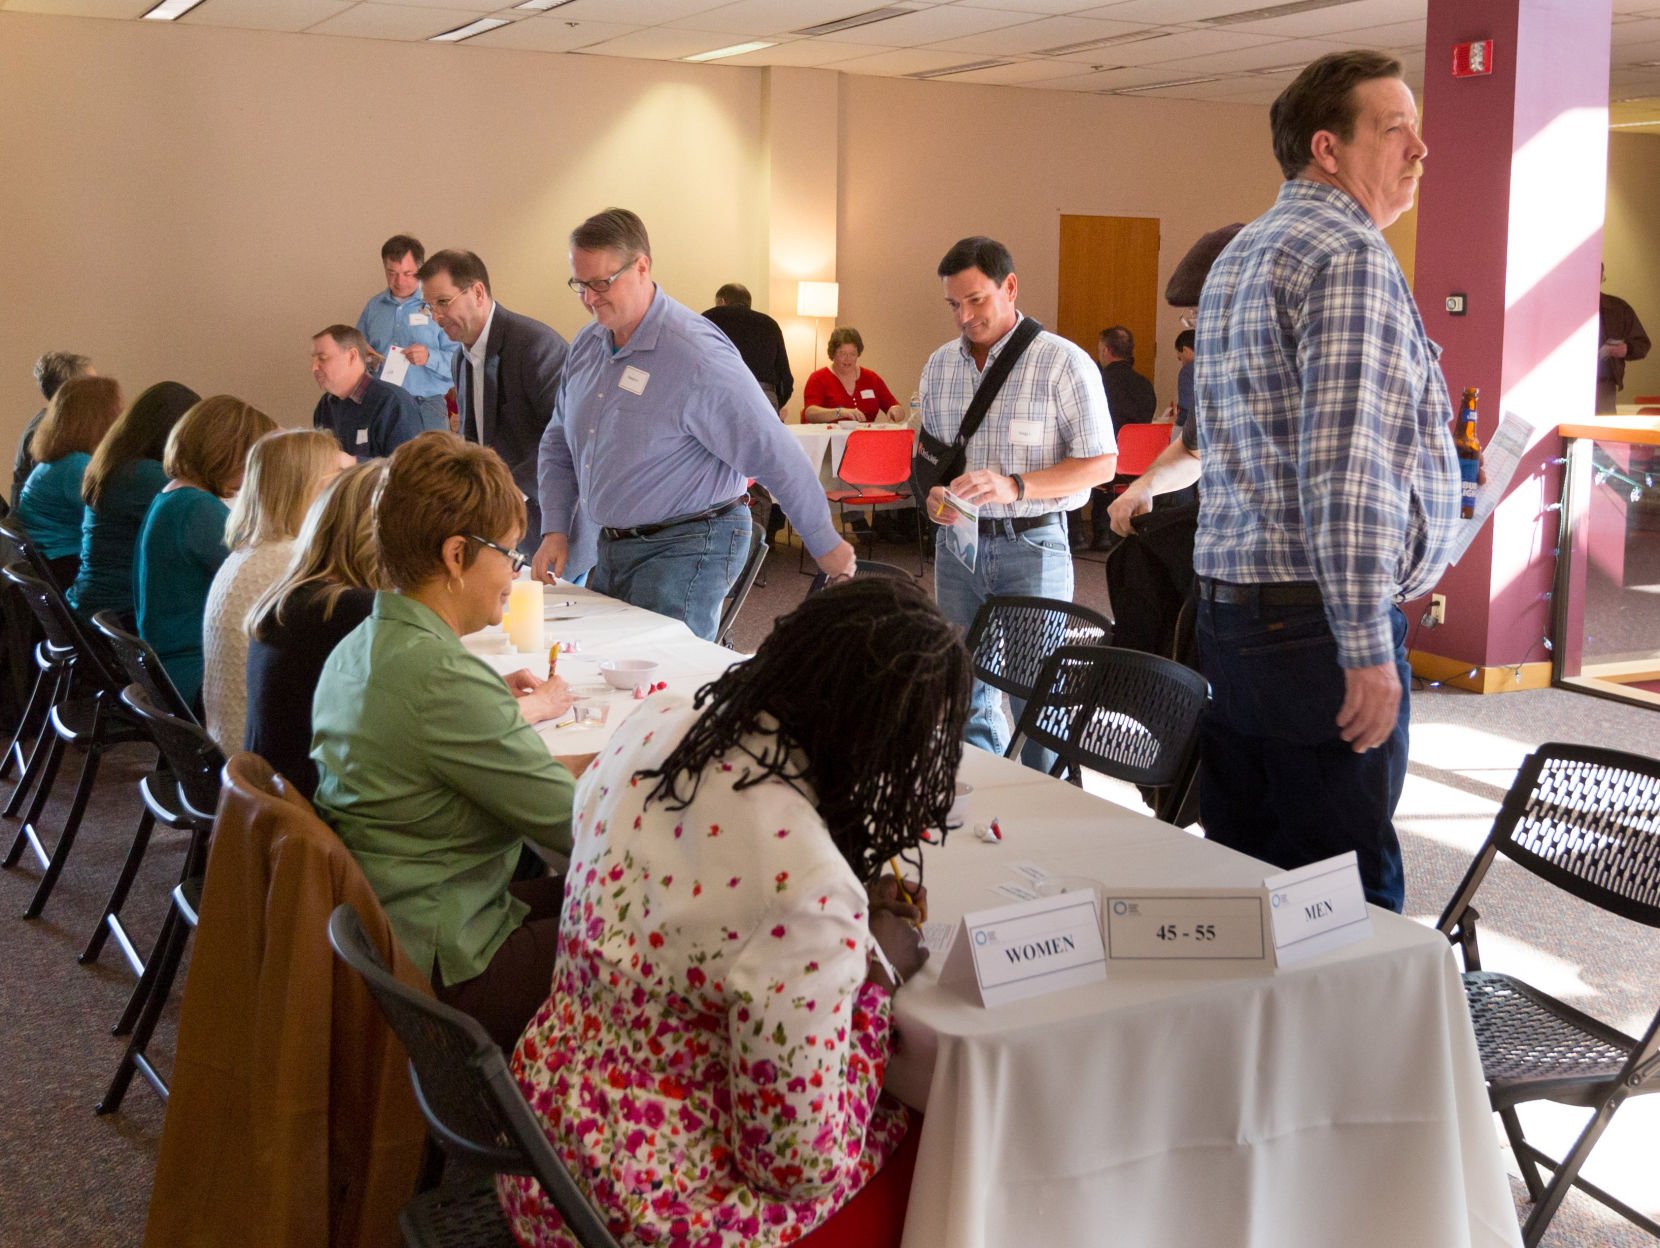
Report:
1192,51,1461,912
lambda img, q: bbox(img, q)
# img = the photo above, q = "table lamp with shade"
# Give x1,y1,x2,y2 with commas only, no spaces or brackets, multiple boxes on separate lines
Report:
797,280,839,364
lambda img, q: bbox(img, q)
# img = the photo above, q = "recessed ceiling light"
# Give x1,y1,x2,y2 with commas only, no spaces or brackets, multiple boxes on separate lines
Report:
142,0,207,19
684,41,775,62
794,6,917,37
515,0,576,9
1112,76,1220,94
430,17,511,43
907,58,1015,79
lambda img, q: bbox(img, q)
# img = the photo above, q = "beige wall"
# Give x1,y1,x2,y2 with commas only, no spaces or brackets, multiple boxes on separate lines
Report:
1604,131,1660,403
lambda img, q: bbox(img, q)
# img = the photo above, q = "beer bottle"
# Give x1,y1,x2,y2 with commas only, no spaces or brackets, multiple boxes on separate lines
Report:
1455,386,1481,519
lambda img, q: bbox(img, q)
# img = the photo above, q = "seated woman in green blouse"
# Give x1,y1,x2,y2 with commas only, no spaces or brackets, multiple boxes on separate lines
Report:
69,380,201,620
134,395,277,706
312,431,578,1050
15,376,123,587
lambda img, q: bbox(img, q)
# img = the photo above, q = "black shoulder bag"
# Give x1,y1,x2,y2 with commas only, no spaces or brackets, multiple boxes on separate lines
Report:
910,316,1044,499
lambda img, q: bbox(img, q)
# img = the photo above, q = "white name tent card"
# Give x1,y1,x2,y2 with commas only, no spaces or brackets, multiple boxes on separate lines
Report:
1264,852,1372,968
1103,890,1272,975
939,891,1107,1007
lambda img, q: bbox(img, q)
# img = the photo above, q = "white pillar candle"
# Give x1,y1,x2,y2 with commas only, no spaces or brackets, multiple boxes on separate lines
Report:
504,578,544,654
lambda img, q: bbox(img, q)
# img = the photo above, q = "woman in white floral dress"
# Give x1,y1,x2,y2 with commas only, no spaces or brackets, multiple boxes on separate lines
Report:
502,576,971,1248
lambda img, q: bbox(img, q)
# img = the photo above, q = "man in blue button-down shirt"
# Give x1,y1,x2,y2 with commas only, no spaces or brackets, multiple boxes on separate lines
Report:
532,208,854,640
355,234,459,434
1191,51,1460,912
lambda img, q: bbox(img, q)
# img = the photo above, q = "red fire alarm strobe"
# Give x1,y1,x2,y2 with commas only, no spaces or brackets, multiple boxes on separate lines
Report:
1452,40,1495,77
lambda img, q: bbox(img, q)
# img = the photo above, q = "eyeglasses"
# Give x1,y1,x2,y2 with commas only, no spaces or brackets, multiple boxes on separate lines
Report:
423,285,477,313
463,533,527,574
567,260,635,296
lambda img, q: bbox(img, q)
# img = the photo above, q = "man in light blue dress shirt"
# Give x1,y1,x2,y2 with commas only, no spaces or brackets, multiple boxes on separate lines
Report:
355,234,459,434
532,208,855,640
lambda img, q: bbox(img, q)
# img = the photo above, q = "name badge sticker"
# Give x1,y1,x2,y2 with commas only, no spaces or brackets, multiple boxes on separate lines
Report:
355,427,370,447
1264,852,1371,967
1097,890,1272,977
939,892,1106,1007
860,389,876,400
619,365,650,395
408,313,431,326
1008,418,1043,447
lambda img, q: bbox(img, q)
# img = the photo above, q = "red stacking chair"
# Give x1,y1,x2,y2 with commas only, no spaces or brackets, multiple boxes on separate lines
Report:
1113,422,1175,480
822,428,925,575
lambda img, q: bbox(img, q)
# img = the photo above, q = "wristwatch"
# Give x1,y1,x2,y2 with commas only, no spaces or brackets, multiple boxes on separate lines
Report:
1010,473,1026,501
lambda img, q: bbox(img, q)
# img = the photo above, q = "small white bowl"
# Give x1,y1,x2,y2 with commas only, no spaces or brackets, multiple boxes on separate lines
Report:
599,658,660,690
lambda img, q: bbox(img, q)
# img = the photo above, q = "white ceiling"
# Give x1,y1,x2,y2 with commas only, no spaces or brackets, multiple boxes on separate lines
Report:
7,0,1660,121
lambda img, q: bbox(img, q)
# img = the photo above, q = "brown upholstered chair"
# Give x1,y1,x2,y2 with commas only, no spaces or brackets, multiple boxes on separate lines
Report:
142,752,430,1248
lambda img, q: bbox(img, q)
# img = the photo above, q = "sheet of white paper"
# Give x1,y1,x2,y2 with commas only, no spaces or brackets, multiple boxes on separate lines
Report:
1445,410,1534,566
380,346,411,388
921,921,957,955
939,489,979,571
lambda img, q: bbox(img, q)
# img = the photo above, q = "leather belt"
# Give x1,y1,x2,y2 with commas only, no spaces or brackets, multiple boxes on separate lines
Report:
977,513,1059,536
1195,577,1324,608
601,496,747,542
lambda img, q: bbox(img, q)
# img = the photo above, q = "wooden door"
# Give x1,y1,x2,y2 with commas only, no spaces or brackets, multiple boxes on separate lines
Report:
1057,214,1161,390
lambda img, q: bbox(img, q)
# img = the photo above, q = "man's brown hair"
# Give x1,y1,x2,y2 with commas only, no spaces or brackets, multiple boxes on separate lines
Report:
1269,50,1403,180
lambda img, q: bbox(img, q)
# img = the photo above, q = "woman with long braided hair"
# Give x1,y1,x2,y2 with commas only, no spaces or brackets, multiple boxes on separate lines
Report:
503,576,971,1248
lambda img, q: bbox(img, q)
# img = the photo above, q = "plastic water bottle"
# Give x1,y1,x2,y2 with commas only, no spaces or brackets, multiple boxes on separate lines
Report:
908,392,921,426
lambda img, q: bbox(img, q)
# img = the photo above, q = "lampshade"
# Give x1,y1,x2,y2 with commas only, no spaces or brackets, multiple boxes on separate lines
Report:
797,281,839,318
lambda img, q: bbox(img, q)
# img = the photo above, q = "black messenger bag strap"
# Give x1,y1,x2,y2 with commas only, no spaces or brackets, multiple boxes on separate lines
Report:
911,316,1044,497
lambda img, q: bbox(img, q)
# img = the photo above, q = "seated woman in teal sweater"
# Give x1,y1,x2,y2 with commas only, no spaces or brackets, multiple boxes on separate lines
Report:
69,380,201,620
134,395,276,706
15,376,123,588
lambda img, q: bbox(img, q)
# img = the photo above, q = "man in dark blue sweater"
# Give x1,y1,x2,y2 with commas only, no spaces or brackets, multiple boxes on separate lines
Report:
310,324,424,460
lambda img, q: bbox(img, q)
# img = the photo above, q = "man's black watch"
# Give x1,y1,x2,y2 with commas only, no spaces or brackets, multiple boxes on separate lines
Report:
1010,473,1025,501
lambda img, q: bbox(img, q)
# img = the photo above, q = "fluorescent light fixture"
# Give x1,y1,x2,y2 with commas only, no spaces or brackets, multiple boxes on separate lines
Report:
794,6,916,37
797,281,839,319
1040,30,1170,56
1250,62,1312,76
516,0,576,9
142,0,207,18
1203,0,1359,26
684,41,775,62
1112,76,1219,94
430,17,511,42
908,58,1014,79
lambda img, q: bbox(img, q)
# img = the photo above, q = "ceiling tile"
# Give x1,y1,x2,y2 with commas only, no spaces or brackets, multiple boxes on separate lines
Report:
661,0,889,37
1347,17,1425,47
368,0,500,9
0,0,153,15
1207,0,1427,40
519,0,740,23
830,44,1007,74
1057,25,1282,65
178,0,354,31
467,15,641,50
964,0,1118,13
924,55,1105,83
1613,16,1660,46
1074,0,1261,23
1144,35,1344,75
304,1,489,39
925,14,1156,56
716,37,886,65
812,4,1037,45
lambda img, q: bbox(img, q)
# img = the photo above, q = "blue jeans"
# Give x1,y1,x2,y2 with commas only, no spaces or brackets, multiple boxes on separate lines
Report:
1195,589,1410,912
933,515,1073,771
413,393,450,433
592,509,751,641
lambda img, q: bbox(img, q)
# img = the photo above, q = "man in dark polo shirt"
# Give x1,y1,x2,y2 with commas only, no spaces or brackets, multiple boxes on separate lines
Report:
701,282,793,412
310,324,424,460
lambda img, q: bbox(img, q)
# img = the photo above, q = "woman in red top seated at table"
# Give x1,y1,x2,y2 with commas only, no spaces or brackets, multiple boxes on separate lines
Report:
500,576,971,1248
801,328,903,423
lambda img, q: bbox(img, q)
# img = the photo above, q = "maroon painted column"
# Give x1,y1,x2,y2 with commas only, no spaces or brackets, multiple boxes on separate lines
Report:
1410,0,1612,688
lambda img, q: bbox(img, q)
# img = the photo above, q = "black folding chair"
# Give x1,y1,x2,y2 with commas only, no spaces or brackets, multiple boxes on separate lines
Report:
964,595,1111,715
715,519,768,649
805,559,913,595
1009,644,1209,820
79,612,208,972
0,562,144,920
327,905,623,1248
1435,742,1660,1247
0,516,63,786
96,684,223,1112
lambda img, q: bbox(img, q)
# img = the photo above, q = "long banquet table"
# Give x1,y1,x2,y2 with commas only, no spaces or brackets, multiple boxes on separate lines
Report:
466,582,1521,1248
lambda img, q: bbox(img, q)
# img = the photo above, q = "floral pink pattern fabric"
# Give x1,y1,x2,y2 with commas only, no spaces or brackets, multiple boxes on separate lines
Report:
499,696,907,1248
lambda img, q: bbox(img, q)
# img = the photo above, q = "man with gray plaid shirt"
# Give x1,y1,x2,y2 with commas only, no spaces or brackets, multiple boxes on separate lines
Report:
921,236,1116,766
1192,51,1461,912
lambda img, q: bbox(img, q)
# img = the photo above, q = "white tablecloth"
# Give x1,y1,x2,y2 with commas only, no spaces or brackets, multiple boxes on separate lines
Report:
469,585,1519,1248
890,749,1520,1248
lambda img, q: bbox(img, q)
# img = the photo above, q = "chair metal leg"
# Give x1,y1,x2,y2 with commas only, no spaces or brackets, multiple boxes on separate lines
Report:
3,664,69,817
1500,1106,1545,1202
1519,1092,1638,1248
81,805,157,970
0,663,51,783
23,736,106,920
98,891,192,1113
5,730,65,871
